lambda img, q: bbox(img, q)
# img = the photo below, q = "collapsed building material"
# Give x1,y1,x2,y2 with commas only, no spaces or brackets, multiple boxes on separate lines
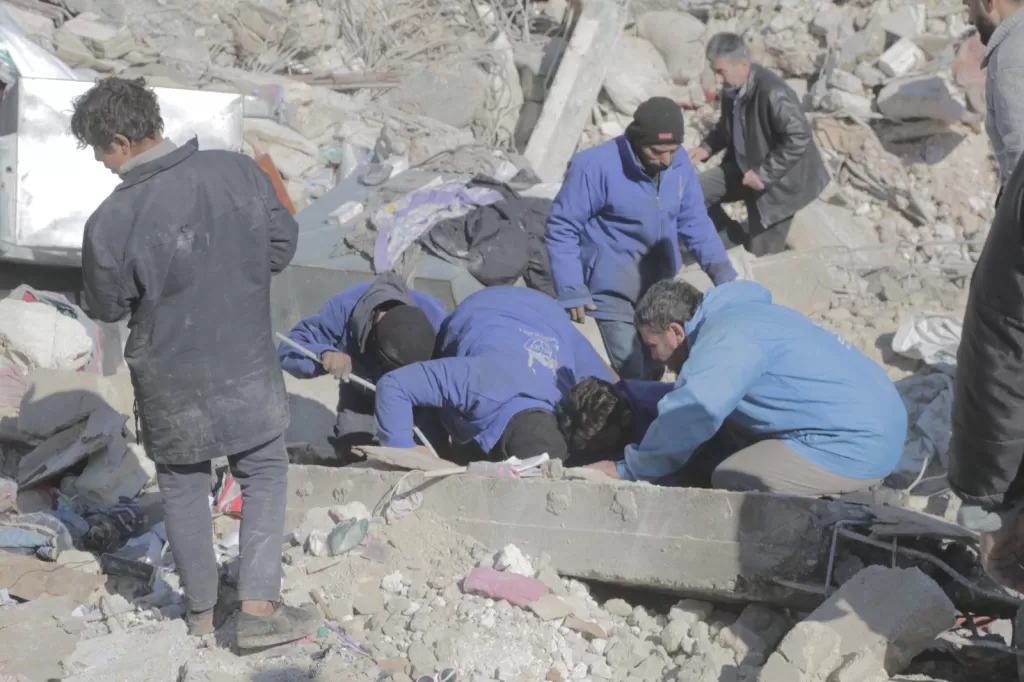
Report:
287,465,866,609
524,0,630,182
758,566,955,681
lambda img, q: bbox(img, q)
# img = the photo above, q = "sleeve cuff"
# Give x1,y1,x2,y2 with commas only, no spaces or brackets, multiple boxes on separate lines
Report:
707,261,738,286
557,290,595,309
616,458,636,481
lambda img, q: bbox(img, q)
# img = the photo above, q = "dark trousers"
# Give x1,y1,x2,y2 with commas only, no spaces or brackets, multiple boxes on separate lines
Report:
156,435,288,612
450,409,568,465
697,163,792,257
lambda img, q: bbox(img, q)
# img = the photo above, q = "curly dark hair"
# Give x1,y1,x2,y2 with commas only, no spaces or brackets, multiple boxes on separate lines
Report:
70,77,164,149
557,377,633,459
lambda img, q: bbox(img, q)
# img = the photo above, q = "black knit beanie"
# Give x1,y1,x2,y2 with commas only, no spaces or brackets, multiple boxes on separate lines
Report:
625,96,685,147
369,305,436,371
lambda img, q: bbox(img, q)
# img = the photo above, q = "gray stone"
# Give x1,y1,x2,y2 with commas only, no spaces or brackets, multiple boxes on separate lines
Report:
406,641,437,675
757,654,802,682
604,599,633,618
528,595,576,621
661,620,690,654
876,74,967,123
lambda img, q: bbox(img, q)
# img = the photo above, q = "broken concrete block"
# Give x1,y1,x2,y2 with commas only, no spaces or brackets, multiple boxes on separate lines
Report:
785,566,955,677
0,596,80,681
2,3,56,46
838,22,887,70
57,12,134,59
876,74,966,123
827,69,863,94
810,6,847,43
822,89,874,118
878,38,927,78
881,4,926,40
603,36,676,115
528,595,576,621
757,654,802,682
62,619,194,681
637,10,706,83
853,62,885,88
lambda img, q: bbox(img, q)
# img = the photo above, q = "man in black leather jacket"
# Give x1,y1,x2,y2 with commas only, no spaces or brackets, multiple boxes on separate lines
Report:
688,33,830,257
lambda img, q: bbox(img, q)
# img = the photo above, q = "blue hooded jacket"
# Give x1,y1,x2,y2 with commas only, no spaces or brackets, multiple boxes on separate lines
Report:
617,281,907,482
375,287,614,452
279,278,447,383
545,136,737,323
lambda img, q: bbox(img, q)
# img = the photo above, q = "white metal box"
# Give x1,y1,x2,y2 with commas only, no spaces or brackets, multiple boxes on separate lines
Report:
0,77,244,265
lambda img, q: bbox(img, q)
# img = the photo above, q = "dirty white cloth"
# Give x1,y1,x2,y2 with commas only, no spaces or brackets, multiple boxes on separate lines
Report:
892,313,961,368
0,299,93,372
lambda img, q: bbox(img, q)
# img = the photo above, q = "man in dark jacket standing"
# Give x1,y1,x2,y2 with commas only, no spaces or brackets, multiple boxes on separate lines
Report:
948,152,1024,594
74,77,316,647
688,33,829,256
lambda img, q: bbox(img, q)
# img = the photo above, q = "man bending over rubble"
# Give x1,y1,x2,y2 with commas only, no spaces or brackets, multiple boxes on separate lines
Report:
688,33,829,257
546,96,737,382
558,377,671,467
584,279,907,495
374,287,614,464
75,77,317,646
279,273,446,457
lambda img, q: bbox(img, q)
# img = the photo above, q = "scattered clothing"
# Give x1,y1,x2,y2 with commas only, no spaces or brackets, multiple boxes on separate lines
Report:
422,176,556,296
372,180,503,272
698,64,829,240
982,9,1024,188
82,496,142,554
279,274,448,448
617,281,907,484
546,135,736,325
949,152,1024,510
0,512,74,560
375,287,614,457
81,138,299,466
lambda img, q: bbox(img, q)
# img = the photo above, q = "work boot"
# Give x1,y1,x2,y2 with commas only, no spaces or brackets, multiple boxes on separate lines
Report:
235,602,319,649
186,608,215,636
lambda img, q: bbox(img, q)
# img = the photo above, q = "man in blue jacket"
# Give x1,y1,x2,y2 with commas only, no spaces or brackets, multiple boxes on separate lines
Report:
374,287,614,463
280,273,446,454
546,97,737,382
586,279,907,496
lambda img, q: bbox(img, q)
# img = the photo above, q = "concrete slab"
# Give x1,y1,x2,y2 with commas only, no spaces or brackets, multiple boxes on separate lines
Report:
285,466,868,609
524,0,630,182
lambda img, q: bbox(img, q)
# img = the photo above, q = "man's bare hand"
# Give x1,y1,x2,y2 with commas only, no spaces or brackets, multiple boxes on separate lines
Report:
742,170,765,191
321,351,353,379
688,147,710,164
568,304,596,324
586,460,622,479
981,518,1024,593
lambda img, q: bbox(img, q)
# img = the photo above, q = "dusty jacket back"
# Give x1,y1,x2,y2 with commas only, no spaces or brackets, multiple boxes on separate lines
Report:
81,139,299,465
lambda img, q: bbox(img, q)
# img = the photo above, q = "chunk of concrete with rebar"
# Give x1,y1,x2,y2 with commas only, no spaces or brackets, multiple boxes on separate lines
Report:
759,566,955,681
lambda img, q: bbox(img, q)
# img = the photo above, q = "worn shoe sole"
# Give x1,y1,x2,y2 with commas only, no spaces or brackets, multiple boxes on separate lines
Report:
236,627,312,649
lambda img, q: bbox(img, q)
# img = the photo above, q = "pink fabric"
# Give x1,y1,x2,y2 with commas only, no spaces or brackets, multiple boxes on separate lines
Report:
462,567,547,607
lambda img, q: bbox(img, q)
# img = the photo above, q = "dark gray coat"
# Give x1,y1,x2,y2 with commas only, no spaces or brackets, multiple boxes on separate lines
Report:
949,152,1024,510
82,139,299,465
701,64,830,226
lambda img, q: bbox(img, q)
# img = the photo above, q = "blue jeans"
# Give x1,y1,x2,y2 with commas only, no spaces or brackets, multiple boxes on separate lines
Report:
596,319,663,380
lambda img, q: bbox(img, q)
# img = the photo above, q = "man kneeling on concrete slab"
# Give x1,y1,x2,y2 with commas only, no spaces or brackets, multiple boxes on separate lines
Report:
280,273,446,457
74,77,317,646
374,287,614,464
584,279,907,495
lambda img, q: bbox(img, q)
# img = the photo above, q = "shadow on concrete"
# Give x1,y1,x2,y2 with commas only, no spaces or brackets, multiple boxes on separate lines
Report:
879,130,966,167
285,392,338,451
874,332,924,375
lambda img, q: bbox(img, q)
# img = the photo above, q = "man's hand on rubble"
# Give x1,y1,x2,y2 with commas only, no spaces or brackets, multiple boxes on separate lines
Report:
688,147,710,164
586,460,621,479
742,170,765,192
568,304,596,324
980,517,1024,593
321,351,353,379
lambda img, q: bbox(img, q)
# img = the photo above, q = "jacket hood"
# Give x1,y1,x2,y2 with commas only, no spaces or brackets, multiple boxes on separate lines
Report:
118,137,198,190
350,273,415,356
684,280,772,336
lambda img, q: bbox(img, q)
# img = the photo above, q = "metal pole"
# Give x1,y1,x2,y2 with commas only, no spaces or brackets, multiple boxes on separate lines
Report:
275,333,437,455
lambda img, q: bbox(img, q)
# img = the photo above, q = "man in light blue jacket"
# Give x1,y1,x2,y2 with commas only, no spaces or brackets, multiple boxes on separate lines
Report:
586,279,907,496
546,97,737,382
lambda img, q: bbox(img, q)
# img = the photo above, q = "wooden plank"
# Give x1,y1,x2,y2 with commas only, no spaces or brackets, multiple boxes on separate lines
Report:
523,0,630,182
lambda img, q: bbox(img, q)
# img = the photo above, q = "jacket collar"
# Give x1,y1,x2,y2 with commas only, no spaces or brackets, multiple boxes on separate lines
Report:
982,8,1024,68
116,137,199,190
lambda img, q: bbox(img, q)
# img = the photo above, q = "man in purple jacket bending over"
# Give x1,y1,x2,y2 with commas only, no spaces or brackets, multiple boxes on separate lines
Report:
545,96,737,381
